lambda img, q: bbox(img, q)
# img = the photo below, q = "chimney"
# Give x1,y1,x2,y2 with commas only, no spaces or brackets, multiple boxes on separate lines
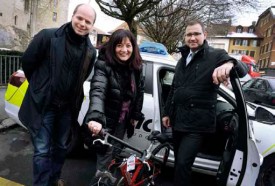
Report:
252,21,256,26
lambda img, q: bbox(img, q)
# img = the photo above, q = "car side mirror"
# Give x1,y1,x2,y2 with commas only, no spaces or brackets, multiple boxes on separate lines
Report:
255,107,275,124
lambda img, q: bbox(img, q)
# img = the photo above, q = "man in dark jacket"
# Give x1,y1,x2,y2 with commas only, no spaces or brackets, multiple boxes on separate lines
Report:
162,20,248,186
18,4,97,186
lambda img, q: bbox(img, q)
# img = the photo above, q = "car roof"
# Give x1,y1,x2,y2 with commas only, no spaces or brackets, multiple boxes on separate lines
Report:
251,76,275,90
261,76,275,80
140,52,177,67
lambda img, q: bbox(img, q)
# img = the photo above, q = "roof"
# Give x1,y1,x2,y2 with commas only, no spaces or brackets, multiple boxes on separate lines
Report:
92,26,111,35
108,22,129,34
226,32,259,38
140,52,177,67
258,6,275,19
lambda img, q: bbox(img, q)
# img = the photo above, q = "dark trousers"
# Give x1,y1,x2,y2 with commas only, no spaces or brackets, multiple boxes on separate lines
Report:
30,106,72,186
173,131,205,186
96,121,127,172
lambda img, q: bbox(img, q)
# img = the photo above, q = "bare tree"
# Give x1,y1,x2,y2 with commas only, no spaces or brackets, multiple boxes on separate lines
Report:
95,0,163,36
95,0,259,53
139,0,259,53
139,0,189,53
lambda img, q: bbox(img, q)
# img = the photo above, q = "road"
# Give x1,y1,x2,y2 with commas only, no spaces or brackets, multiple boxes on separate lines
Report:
0,88,216,186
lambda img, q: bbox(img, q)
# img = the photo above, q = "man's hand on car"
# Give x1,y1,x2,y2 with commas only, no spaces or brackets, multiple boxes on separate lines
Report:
212,61,234,86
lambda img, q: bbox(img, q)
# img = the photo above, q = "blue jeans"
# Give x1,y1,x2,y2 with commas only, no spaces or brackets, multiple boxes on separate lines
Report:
31,106,72,186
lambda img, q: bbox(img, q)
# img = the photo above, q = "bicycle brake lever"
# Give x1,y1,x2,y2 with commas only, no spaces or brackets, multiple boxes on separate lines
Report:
93,133,112,146
143,160,151,171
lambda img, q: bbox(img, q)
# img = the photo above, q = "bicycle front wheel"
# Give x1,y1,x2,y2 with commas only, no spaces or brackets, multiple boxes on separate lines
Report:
151,142,174,167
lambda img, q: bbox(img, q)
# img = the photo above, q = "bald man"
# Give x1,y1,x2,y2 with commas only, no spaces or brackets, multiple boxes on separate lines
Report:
19,4,97,186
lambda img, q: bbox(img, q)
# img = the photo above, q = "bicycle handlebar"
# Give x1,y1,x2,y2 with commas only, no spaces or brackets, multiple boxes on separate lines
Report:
93,129,144,155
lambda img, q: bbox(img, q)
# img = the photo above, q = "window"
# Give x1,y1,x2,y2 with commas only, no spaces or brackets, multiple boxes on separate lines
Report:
53,12,57,22
236,26,243,33
53,0,58,8
24,0,30,12
268,42,272,52
268,79,275,90
265,58,270,68
251,79,264,90
267,27,272,37
263,59,266,68
258,59,263,68
258,80,267,91
0,13,2,16
242,79,254,90
14,15,17,25
242,40,248,46
265,44,268,52
250,51,255,57
142,61,153,94
248,28,254,33
251,40,257,47
234,39,242,45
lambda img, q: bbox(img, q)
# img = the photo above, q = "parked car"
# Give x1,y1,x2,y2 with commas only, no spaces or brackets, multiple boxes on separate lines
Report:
226,73,252,90
6,47,272,185
242,76,275,107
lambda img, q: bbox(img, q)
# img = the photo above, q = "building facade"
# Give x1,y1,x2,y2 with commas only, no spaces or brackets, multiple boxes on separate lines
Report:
0,0,69,51
255,6,275,74
227,24,261,62
207,36,230,51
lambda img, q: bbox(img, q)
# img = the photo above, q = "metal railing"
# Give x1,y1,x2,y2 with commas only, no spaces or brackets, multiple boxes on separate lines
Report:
0,55,21,86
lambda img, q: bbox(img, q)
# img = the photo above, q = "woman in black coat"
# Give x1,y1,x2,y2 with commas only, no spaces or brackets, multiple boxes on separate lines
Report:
84,29,144,184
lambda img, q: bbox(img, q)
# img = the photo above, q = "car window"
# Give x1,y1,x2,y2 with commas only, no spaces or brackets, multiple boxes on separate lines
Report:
158,68,174,109
252,79,266,91
162,71,174,85
242,79,254,90
267,79,275,90
239,74,252,84
142,60,153,94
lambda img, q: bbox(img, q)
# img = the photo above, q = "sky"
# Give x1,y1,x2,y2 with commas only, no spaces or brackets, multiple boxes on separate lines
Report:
68,0,275,30
232,0,275,26
68,0,123,32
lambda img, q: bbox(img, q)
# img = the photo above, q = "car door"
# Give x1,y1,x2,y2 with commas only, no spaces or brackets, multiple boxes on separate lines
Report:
216,76,260,186
258,80,270,105
247,79,263,104
242,79,255,102
255,79,268,104
156,67,260,185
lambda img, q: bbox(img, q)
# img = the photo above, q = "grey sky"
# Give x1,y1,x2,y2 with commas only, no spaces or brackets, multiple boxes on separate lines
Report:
233,0,275,26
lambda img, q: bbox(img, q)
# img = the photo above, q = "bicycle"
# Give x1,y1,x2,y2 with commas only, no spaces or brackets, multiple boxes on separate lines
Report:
92,129,174,186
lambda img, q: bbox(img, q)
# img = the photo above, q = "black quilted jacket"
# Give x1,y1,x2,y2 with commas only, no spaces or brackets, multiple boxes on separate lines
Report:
84,59,144,132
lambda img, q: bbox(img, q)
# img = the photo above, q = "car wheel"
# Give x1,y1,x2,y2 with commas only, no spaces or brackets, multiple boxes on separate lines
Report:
256,154,275,186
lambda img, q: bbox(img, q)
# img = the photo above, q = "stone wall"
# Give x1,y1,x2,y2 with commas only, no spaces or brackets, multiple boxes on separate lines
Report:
0,0,69,51
0,25,30,51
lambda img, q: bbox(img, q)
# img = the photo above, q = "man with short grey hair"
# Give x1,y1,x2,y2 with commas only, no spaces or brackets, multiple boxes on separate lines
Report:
19,4,97,186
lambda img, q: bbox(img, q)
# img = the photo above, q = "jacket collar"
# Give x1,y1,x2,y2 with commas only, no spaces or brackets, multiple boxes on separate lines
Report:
54,22,93,48
178,40,209,56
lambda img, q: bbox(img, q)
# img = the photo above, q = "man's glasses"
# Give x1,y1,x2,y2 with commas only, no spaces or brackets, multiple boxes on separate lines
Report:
185,32,202,37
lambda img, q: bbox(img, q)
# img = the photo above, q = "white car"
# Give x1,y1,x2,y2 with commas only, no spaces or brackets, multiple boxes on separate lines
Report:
5,48,275,186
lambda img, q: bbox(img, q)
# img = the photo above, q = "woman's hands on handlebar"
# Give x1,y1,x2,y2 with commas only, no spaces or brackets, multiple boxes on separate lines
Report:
87,121,103,136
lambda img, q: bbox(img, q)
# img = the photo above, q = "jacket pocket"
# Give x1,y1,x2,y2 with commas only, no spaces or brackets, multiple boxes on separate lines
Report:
174,99,216,132
32,77,49,93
